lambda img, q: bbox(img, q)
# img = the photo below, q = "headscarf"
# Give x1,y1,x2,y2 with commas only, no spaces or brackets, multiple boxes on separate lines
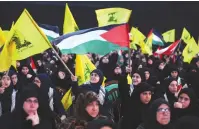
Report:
144,98,173,129
80,69,104,94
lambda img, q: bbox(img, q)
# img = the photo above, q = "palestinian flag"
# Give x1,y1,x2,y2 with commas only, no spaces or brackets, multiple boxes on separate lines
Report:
52,23,130,55
39,24,60,42
148,29,165,46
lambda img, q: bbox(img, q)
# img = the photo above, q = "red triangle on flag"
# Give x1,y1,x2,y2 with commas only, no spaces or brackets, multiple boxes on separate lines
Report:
100,24,130,47
30,57,36,70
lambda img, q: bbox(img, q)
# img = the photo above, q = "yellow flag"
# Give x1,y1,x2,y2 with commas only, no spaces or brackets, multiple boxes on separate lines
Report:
8,9,51,60
63,3,79,34
162,29,175,43
182,37,199,63
62,54,108,110
75,54,97,85
130,27,146,44
127,74,132,84
0,28,6,47
143,31,153,55
0,29,15,72
76,54,106,86
61,88,72,110
181,28,191,44
62,54,97,110
129,27,146,49
95,8,132,27
3,31,10,40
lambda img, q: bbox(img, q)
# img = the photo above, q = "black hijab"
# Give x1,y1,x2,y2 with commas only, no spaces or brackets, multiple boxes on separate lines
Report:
80,69,104,94
143,98,174,129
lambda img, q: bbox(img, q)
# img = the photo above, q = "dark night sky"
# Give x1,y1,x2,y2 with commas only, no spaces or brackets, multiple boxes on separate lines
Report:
0,1,199,40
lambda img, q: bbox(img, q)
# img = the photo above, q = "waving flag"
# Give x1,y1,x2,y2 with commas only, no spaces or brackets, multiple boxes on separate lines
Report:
53,23,129,55
162,29,175,43
95,8,132,27
183,37,199,63
181,27,191,44
39,24,60,42
154,40,180,56
63,3,79,34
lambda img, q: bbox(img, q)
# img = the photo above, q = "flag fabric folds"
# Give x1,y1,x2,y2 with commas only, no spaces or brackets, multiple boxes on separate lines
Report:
63,3,79,34
75,54,96,85
162,29,175,43
181,27,191,44
61,88,72,110
154,40,180,55
8,9,52,60
182,37,199,63
95,8,132,27
53,23,129,55
39,24,60,42
150,29,164,46
0,28,6,47
129,27,146,49
0,29,14,72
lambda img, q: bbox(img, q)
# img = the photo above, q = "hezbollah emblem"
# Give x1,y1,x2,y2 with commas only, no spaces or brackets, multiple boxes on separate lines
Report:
11,30,32,50
108,12,117,23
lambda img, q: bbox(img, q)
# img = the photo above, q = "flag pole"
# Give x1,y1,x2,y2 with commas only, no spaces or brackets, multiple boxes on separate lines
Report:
24,9,74,77
51,46,74,77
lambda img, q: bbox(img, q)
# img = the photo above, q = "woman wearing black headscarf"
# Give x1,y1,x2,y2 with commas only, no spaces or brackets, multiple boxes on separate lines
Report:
137,98,174,129
116,68,146,118
0,73,13,115
172,88,199,121
71,69,105,104
155,78,178,106
0,84,55,129
51,67,72,97
62,91,109,129
121,82,154,129
18,63,36,86
33,74,65,118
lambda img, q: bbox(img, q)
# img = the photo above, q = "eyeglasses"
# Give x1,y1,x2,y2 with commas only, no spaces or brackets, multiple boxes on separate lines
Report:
179,96,190,101
25,99,38,104
157,108,170,113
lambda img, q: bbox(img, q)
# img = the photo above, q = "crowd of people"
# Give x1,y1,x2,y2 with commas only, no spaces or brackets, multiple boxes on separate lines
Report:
0,46,199,129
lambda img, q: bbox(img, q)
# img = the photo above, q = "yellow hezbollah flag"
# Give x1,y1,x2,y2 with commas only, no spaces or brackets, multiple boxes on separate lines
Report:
182,37,199,63
8,9,51,60
3,31,10,40
162,29,175,43
76,54,97,85
62,54,107,110
129,27,146,49
130,27,146,44
95,8,132,27
0,29,15,72
127,74,132,84
1,27,16,70
0,27,6,47
181,28,191,44
61,88,72,110
63,3,79,34
142,30,153,55
62,54,96,110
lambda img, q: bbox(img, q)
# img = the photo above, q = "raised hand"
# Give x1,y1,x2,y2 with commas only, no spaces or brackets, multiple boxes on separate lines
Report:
26,111,40,126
